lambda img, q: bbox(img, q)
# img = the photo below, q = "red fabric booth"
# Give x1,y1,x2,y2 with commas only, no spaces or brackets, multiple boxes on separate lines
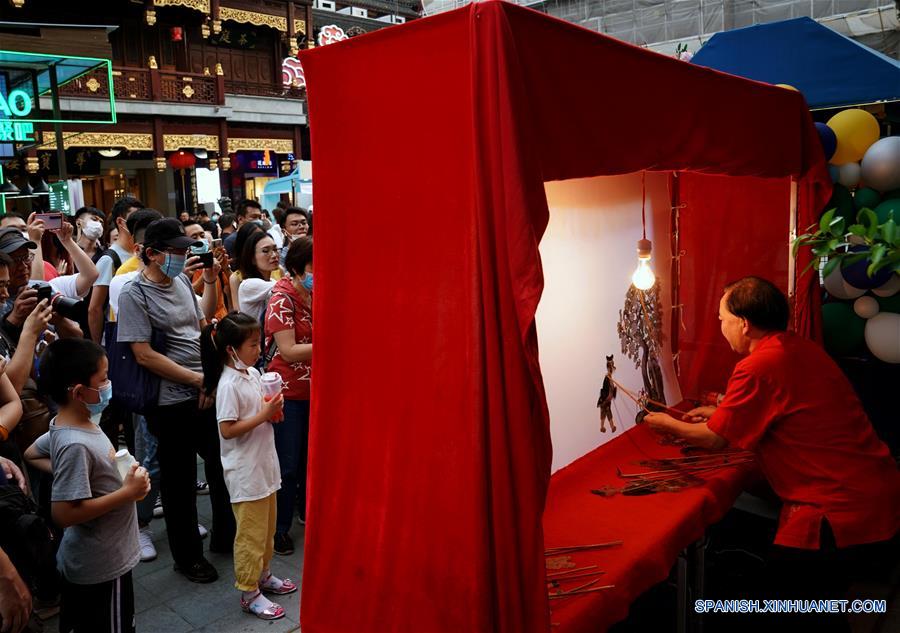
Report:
298,2,831,631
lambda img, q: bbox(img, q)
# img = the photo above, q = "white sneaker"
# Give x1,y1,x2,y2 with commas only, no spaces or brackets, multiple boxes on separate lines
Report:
152,497,164,518
198,523,208,539
139,526,157,562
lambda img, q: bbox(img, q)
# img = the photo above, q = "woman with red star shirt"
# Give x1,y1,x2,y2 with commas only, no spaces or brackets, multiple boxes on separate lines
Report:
646,277,899,633
263,237,313,557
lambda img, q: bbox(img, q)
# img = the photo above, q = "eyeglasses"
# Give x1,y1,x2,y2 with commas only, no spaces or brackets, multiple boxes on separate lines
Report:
10,253,34,266
257,246,278,256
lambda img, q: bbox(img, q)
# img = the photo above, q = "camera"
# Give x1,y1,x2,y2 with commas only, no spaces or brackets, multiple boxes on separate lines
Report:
28,281,83,320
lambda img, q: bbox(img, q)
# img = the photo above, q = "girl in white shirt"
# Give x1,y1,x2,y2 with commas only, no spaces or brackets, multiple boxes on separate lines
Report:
199,312,295,620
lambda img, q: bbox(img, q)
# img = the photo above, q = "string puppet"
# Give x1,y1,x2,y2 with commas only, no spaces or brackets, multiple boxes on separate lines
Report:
596,355,617,433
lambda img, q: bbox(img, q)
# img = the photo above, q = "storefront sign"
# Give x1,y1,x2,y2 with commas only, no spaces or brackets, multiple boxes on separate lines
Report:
0,121,34,142
0,89,33,119
48,180,72,214
0,89,35,141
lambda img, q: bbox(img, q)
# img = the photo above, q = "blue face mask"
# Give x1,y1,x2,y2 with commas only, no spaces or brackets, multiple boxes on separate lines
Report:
190,241,209,255
301,272,313,292
161,253,186,279
83,382,113,421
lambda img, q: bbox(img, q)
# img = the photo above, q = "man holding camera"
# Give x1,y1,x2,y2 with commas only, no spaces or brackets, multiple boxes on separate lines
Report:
0,225,97,345
184,220,229,319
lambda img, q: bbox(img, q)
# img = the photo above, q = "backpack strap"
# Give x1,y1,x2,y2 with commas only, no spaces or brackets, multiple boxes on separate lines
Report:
101,248,122,274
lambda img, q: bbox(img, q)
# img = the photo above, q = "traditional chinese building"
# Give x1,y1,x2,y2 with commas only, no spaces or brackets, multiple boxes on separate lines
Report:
1,0,420,214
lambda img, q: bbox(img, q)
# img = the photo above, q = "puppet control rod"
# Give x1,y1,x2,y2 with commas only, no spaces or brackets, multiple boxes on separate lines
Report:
606,375,683,418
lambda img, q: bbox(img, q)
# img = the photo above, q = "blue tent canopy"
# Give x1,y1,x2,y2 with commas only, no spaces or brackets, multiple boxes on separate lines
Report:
260,169,312,212
691,17,900,110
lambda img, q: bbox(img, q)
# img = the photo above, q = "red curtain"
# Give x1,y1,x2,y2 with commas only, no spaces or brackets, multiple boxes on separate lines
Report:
298,3,830,631
677,173,827,396
678,174,786,395
300,9,553,632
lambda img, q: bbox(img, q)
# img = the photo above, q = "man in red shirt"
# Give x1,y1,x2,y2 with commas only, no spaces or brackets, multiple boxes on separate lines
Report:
646,276,899,631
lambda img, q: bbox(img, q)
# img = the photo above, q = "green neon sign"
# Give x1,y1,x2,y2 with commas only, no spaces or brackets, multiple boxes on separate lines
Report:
0,50,116,125
0,89,32,118
0,90,35,141
0,121,34,142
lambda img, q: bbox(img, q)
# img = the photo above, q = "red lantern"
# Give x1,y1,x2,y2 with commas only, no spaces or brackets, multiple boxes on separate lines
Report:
170,27,183,42
167,150,196,170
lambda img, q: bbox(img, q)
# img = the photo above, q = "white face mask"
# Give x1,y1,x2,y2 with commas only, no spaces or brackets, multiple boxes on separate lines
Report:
82,219,103,240
229,348,250,371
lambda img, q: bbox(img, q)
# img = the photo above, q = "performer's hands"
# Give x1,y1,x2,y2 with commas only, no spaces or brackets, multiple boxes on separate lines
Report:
644,412,678,433
682,406,716,423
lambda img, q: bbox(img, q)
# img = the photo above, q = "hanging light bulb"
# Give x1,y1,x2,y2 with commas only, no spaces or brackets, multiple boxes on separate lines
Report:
631,171,656,290
632,238,656,290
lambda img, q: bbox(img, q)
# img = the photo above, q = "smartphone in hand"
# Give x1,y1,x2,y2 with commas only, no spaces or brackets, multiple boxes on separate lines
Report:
34,213,63,230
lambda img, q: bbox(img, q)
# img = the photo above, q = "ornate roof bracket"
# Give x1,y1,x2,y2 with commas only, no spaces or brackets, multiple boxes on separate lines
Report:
153,0,210,13
219,6,288,32
163,134,220,152
40,132,155,152
227,138,293,153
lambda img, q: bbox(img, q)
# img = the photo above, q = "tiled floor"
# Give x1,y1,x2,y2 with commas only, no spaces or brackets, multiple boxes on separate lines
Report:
41,462,305,633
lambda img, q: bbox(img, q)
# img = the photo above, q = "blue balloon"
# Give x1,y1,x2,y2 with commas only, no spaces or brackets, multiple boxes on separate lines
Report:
816,122,837,161
841,246,893,289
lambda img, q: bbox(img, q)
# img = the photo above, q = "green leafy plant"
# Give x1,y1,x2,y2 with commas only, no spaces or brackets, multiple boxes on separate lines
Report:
793,207,900,278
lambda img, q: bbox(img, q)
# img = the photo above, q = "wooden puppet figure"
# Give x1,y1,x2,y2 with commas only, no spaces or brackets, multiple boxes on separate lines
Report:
596,354,617,433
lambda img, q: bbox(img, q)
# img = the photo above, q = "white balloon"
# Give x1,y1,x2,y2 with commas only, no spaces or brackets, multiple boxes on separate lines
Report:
864,312,900,363
823,265,866,300
853,296,880,319
837,162,861,188
860,137,900,192
872,273,900,298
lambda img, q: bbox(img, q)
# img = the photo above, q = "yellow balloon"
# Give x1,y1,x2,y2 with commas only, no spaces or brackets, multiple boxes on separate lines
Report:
828,108,880,165
775,83,799,91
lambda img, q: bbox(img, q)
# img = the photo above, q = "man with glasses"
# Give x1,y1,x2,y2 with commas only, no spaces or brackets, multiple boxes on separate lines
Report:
0,227,96,344
275,207,310,267
117,218,234,583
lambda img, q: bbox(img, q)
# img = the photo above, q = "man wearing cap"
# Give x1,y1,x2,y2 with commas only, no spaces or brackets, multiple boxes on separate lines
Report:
0,225,97,344
117,218,234,584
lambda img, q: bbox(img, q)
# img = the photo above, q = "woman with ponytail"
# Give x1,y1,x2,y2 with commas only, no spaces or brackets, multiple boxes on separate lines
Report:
199,312,295,620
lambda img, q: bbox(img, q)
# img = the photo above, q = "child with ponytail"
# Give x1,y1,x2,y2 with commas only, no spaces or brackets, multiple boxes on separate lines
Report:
199,312,296,620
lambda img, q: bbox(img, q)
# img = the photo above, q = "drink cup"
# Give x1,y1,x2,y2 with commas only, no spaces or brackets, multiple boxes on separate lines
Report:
260,372,284,421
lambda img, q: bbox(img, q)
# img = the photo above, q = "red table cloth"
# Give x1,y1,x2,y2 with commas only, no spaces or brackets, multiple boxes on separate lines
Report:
543,423,759,632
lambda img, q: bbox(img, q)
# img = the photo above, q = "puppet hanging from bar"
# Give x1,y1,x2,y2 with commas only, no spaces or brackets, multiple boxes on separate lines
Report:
617,283,665,423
